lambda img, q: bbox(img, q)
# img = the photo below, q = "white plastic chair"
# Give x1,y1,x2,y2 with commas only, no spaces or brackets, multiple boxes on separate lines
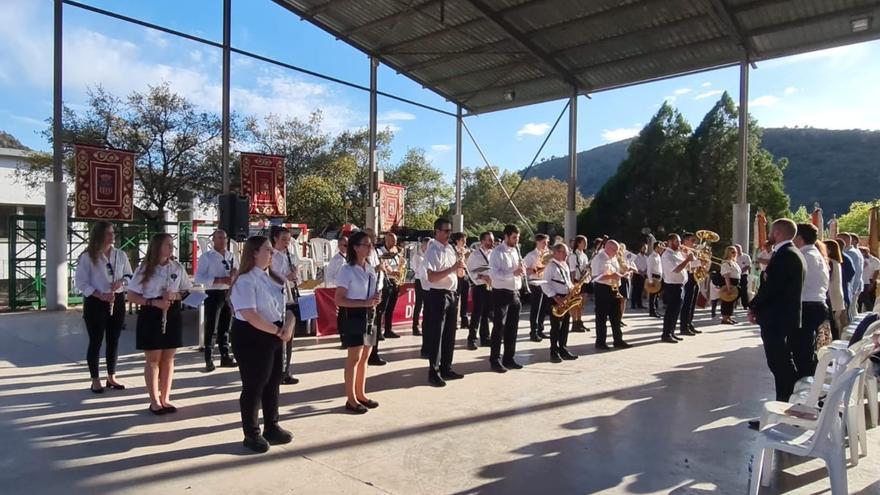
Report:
750,368,864,495
766,347,852,427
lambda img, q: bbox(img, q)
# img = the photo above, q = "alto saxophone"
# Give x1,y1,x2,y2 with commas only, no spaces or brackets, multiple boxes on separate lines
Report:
552,278,587,317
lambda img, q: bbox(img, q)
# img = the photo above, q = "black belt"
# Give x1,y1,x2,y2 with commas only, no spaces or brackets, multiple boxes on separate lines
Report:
429,288,455,294
803,301,827,308
664,283,683,287
338,307,368,319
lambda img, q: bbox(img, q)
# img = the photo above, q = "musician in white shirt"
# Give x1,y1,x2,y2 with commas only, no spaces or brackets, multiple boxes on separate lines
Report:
423,218,467,386
543,243,578,363
74,221,133,393
719,246,742,325
229,235,294,452
375,233,404,340
631,244,649,310
466,231,494,350
488,224,526,372
646,241,664,317
734,244,752,309
590,239,631,349
679,232,701,336
523,234,551,342
660,234,696,343
364,228,388,366
566,235,590,333
410,237,429,337
127,233,193,415
323,236,347,288
194,229,238,371
269,226,302,385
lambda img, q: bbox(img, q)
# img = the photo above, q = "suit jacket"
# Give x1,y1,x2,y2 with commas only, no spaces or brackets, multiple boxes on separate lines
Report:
750,242,805,331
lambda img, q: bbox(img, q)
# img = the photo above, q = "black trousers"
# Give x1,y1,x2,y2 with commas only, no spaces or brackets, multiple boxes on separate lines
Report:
792,302,827,379
680,277,698,330
423,288,457,372
83,293,125,379
232,319,282,438
739,274,750,308
721,298,735,317
529,284,548,333
859,284,876,312
549,311,571,353
662,283,683,337
375,281,400,335
469,284,492,344
490,288,521,362
630,274,646,309
412,279,425,330
648,276,662,314
760,322,798,402
594,284,623,345
204,289,232,363
457,276,470,321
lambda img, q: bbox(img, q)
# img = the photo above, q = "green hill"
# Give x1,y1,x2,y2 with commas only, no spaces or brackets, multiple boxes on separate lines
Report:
526,128,880,217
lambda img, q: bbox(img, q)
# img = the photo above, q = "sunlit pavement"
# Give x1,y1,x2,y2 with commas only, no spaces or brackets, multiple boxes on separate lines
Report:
0,305,878,494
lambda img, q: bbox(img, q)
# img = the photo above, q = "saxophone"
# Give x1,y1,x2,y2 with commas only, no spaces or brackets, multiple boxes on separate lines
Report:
552,277,587,317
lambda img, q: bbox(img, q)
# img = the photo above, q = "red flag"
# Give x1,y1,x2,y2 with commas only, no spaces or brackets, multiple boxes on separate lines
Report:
73,144,135,221
241,152,286,217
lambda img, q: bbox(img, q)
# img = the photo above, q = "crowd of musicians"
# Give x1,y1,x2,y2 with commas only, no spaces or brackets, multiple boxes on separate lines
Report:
74,217,880,452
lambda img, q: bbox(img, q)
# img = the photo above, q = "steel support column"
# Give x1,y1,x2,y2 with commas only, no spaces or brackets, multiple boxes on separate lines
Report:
366,56,380,233
732,61,750,248
452,105,464,232
564,89,578,242
46,0,68,311
221,0,231,195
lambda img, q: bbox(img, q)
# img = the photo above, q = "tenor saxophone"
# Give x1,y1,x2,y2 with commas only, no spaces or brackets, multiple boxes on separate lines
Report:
552,278,587,317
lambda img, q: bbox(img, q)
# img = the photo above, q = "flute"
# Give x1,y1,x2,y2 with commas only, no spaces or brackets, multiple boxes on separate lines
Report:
161,289,168,334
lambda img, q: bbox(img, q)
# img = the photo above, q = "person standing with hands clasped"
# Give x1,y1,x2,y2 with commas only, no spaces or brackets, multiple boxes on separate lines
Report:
194,229,238,372
335,230,383,414
229,235,294,453
127,233,192,415
75,221,133,393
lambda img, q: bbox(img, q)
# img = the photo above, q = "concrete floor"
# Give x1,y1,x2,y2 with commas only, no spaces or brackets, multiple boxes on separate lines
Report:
0,305,877,495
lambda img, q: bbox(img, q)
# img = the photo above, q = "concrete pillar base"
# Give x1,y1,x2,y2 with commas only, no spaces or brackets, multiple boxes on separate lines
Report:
45,181,68,311
732,202,750,249
564,209,577,243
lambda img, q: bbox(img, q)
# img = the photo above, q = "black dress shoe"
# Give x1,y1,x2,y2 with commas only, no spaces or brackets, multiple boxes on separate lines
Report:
358,399,379,409
537,330,549,340
243,434,270,453
377,333,386,341
105,380,125,390
282,374,300,385
691,328,703,334
263,426,294,445
440,369,464,380
480,340,492,348
679,330,696,336
412,328,422,336
550,352,562,363
570,322,586,333
220,356,238,368
595,343,610,350
654,313,664,319
559,349,578,360
205,362,216,373
368,357,388,366
661,335,679,343
148,405,165,415
620,321,628,327
613,341,632,349
747,420,760,431
90,385,105,394
467,340,478,350
428,372,447,387
501,359,523,370
490,360,508,373
529,333,543,343
345,401,368,414
384,330,401,339
672,334,684,341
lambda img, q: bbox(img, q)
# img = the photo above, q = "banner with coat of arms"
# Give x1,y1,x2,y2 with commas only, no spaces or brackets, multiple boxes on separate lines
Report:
74,144,135,221
240,152,286,217
379,182,405,231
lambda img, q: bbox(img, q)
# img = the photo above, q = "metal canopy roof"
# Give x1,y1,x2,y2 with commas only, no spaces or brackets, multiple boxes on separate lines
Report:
274,0,880,115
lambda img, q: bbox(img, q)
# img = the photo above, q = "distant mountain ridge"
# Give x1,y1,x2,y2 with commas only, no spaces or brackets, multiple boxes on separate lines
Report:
524,128,880,217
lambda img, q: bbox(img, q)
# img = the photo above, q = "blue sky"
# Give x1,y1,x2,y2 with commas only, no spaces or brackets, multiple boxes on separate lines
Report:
1,0,879,183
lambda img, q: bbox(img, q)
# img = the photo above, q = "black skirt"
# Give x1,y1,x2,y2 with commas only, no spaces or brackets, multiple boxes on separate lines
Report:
136,301,183,350
338,307,372,348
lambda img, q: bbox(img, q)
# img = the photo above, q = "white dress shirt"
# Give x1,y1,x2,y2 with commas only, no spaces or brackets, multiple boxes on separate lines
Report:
230,268,285,323
542,259,572,297
647,252,662,279
523,248,548,285
324,251,346,287
467,247,493,286
129,260,192,299
799,244,829,303
567,250,590,281
590,251,620,286
661,248,689,285
411,250,428,284
634,253,648,273
736,253,752,273
861,255,880,285
271,248,298,280
423,239,458,291
756,250,772,271
488,242,523,291
720,259,742,282
194,249,236,290
336,262,382,301
75,248,133,297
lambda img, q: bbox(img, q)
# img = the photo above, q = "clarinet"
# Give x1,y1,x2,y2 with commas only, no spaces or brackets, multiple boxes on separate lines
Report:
285,251,300,303
107,252,116,317
366,268,383,335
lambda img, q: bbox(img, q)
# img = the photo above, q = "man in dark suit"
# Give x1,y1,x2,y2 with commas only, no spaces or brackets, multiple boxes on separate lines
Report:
748,219,805,410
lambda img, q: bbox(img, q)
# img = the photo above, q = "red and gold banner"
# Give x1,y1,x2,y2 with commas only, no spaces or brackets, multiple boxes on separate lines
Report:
240,152,286,217
74,144,135,221
378,181,405,231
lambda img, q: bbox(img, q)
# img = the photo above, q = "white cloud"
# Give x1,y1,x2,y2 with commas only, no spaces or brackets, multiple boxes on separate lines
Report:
749,95,779,107
516,122,551,137
379,110,416,121
701,82,712,87
601,126,641,142
674,88,692,95
430,144,452,153
694,90,723,100
783,86,798,96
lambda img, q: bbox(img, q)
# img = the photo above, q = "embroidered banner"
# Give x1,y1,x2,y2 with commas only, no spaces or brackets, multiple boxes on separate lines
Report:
74,144,135,221
240,152,286,217
378,181,405,231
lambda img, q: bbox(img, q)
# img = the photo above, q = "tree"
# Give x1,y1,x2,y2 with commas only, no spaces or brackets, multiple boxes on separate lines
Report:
837,201,877,236
384,148,453,230
17,84,222,220
786,205,811,224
